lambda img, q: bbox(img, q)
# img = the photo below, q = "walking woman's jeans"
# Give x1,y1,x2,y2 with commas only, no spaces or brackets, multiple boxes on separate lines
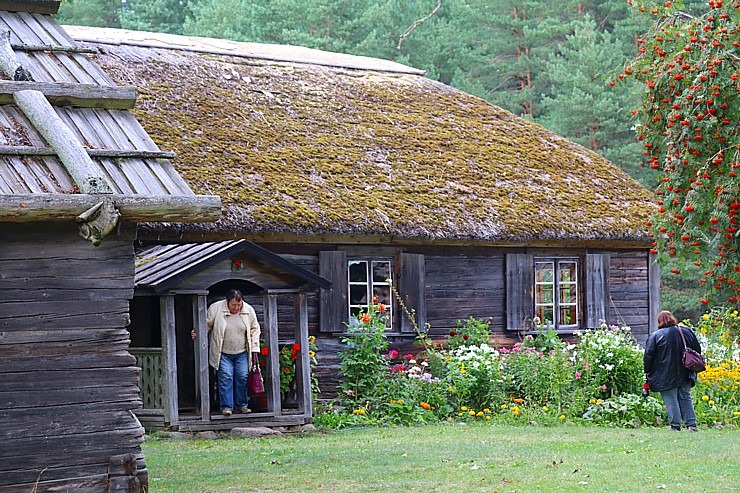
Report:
218,352,249,411
660,384,696,429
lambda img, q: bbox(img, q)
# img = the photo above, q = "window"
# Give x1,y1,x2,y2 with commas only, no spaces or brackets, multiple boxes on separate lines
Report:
348,259,393,329
534,258,579,329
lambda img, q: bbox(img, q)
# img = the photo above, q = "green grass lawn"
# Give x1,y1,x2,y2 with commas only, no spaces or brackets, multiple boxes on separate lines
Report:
143,424,739,493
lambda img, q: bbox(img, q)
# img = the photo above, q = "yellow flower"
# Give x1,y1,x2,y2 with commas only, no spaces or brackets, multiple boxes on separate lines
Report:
559,415,566,420
308,350,315,357
733,411,740,417
476,411,484,417
709,400,715,406
703,314,710,320
483,408,491,413
469,410,476,416
308,336,316,343
485,415,491,421
397,399,404,404
589,399,597,404
702,395,709,402
460,369,467,375
457,412,463,417
461,406,468,411
501,404,508,409
542,406,549,412
596,399,604,404
390,399,396,404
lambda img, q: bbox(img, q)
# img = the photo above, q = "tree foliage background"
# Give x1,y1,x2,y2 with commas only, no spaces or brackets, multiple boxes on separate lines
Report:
55,0,739,317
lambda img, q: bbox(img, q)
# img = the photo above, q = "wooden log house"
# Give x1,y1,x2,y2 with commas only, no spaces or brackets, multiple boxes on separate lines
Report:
64,26,660,430
0,4,220,492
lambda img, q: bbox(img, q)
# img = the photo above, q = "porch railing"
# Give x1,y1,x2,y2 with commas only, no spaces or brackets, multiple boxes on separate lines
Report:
130,347,164,409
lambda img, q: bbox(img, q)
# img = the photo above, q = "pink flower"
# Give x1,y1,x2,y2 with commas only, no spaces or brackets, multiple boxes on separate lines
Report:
387,349,399,359
575,372,582,379
500,347,510,354
600,385,607,391
404,353,413,360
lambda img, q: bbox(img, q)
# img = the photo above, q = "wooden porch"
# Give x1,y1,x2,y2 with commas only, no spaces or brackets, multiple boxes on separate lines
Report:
130,241,330,431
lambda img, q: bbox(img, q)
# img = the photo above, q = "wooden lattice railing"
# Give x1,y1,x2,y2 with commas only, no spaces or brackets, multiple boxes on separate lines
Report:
130,347,164,409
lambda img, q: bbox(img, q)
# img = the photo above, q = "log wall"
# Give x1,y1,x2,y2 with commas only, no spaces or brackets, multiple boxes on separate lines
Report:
0,222,147,492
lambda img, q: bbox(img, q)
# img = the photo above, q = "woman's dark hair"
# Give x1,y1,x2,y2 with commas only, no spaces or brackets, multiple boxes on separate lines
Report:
657,310,678,329
226,289,243,302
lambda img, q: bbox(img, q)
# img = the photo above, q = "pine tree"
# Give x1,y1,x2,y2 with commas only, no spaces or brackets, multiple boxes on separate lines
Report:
56,0,122,28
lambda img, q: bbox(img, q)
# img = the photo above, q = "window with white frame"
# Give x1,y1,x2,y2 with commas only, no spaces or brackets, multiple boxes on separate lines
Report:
534,258,579,329
348,259,393,329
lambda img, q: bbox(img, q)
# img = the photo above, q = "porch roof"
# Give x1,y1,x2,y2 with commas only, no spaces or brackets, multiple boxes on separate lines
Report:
135,240,331,293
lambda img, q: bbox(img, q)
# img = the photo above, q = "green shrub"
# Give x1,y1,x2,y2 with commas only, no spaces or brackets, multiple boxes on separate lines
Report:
338,303,389,406
582,393,665,427
446,317,492,349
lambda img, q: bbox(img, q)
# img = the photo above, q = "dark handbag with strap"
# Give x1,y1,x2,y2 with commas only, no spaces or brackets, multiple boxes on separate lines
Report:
248,362,265,395
677,325,706,373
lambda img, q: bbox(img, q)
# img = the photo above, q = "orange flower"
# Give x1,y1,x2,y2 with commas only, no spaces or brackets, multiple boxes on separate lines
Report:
419,401,431,410
378,303,386,313
361,313,372,324
512,398,524,404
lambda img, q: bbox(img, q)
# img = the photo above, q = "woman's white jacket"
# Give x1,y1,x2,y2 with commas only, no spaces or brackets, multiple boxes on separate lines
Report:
206,299,261,370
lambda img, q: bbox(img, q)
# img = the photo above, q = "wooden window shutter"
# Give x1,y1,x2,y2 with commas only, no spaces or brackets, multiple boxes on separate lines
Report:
586,253,610,328
319,250,348,333
398,253,426,334
506,253,534,331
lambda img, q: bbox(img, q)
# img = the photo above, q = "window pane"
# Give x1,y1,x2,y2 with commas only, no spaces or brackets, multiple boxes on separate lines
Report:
560,305,577,326
559,262,576,283
536,285,553,304
535,262,554,283
348,261,368,282
373,285,390,305
536,307,554,327
559,285,577,304
372,261,391,283
349,285,368,305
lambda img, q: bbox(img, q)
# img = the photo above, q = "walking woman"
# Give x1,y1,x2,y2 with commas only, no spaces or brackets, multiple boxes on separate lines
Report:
644,310,701,431
205,289,261,416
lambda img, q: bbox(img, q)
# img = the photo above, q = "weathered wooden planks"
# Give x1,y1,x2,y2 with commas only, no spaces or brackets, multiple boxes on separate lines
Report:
0,221,147,491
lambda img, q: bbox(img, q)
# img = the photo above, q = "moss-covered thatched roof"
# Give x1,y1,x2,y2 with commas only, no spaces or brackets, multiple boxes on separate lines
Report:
68,26,653,244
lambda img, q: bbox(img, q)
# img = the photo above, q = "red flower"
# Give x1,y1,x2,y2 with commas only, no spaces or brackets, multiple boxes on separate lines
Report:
372,295,379,303
361,313,371,324
260,347,269,356
378,303,387,313
292,343,301,351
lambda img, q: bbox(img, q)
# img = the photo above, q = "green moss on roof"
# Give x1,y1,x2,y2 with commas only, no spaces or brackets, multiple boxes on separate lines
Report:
96,45,653,242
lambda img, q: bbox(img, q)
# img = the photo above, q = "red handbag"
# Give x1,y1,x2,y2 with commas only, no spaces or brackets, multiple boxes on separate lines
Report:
677,326,706,373
248,362,265,395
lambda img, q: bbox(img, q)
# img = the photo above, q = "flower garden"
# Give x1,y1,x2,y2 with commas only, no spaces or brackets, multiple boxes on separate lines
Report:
314,300,740,429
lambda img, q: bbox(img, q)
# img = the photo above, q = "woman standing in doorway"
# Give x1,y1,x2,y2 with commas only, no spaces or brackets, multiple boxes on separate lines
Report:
205,289,261,416
644,310,701,431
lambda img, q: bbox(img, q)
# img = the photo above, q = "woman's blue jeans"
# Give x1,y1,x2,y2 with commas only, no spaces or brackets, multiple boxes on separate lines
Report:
660,384,696,429
218,352,249,411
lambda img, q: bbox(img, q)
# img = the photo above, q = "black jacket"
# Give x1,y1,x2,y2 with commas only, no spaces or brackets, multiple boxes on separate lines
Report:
643,324,702,392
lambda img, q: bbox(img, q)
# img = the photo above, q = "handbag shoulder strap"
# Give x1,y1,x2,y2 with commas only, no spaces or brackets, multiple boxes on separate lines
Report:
675,325,688,349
